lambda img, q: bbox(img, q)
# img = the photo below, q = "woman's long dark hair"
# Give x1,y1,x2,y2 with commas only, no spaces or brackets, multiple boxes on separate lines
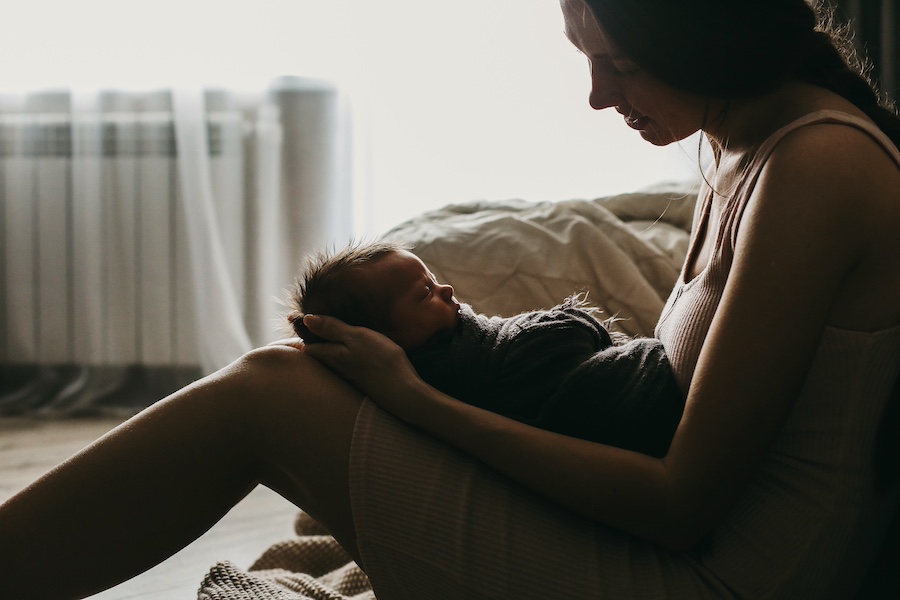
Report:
581,0,900,491
582,0,900,148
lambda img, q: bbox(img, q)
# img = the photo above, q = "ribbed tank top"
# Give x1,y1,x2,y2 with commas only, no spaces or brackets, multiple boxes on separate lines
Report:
655,110,900,598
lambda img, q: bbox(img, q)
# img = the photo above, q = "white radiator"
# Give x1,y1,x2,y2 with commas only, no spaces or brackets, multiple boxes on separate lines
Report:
1,108,245,365
1,83,351,370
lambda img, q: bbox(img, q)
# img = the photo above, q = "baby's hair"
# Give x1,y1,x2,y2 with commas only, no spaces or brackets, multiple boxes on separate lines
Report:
286,240,411,343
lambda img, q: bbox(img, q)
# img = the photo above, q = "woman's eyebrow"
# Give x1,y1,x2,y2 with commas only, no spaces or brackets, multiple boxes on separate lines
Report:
562,26,628,61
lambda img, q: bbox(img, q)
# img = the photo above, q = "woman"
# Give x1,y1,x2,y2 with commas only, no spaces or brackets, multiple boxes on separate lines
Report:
3,0,900,597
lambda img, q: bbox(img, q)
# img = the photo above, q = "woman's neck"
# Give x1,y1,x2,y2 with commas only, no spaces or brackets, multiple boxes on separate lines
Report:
699,81,866,194
704,81,863,155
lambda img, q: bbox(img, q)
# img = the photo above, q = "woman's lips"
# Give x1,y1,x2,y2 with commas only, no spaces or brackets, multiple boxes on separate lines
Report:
625,114,649,130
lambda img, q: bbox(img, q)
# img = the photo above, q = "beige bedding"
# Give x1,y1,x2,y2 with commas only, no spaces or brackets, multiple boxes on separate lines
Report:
383,182,697,337
198,182,697,599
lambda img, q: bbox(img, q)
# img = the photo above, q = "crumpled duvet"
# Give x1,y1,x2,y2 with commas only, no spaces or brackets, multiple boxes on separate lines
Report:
383,182,697,338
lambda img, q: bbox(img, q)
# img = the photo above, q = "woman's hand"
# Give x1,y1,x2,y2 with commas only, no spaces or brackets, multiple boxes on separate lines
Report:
299,315,422,405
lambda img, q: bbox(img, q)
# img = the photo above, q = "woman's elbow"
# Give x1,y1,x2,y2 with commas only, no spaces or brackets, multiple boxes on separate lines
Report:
639,470,718,552
653,523,711,553
628,506,711,552
652,493,722,552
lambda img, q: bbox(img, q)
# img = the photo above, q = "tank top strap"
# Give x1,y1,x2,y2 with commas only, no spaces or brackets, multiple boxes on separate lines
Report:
743,109,900,188
716,109,900,264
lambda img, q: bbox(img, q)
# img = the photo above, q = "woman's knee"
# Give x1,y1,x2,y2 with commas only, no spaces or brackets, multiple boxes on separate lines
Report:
229,346,363,557
235,343,310,382
227,345,363,459
234,345,363,412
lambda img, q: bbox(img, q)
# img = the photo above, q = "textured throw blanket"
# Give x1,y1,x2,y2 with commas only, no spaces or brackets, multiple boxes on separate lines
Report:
199,512,373,600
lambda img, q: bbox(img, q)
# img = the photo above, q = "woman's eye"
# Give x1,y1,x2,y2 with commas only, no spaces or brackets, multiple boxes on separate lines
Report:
611,63,639,77
594,56,638,78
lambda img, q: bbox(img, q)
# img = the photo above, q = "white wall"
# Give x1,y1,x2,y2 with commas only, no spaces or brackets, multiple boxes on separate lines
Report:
3,0,704,235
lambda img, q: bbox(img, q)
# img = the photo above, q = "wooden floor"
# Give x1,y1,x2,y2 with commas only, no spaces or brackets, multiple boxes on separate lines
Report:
0,415,300,599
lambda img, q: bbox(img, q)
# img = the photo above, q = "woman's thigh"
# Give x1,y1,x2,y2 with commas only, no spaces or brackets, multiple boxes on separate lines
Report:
350,400,729,599
235,345,365,563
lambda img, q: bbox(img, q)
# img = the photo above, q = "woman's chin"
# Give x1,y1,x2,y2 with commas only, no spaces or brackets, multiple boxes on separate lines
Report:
639,127,682,147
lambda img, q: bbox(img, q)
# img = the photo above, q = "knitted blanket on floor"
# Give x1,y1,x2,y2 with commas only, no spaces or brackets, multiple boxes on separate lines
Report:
198,512,373,600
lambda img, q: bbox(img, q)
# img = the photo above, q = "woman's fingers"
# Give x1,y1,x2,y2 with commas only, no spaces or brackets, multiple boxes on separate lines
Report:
302,314,353,343
300,315,414,397
302,339,350,364
300,315,374,376
302,314,394,357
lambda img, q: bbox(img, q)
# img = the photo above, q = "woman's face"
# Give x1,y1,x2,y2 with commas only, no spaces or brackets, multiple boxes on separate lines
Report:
560,0,710,146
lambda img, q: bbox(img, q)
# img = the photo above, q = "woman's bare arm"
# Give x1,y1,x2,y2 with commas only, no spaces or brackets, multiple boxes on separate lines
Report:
664,124,900,543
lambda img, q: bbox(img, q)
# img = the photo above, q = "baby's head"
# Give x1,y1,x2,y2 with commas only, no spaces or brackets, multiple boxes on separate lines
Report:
288,241,461,351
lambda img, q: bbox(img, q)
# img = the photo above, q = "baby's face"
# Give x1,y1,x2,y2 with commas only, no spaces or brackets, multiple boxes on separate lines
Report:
365,251,460,350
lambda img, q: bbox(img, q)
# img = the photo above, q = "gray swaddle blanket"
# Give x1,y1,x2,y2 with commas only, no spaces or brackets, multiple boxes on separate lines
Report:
408,300,683,457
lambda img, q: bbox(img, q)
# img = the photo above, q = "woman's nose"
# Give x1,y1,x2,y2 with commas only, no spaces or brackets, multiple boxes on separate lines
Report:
589,65,620,110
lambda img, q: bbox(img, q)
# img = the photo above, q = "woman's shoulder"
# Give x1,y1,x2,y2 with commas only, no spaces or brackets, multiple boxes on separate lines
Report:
753,108,900,205
746,111,900,332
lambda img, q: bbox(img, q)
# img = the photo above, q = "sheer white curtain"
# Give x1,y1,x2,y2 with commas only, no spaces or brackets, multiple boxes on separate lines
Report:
0,83,351,413
172,89,254,370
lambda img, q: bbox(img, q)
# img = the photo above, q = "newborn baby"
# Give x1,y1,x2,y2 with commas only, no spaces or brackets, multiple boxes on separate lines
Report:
289,241,683,457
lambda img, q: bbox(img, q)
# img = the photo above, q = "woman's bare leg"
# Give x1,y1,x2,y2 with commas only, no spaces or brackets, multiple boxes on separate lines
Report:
0,346,364,599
